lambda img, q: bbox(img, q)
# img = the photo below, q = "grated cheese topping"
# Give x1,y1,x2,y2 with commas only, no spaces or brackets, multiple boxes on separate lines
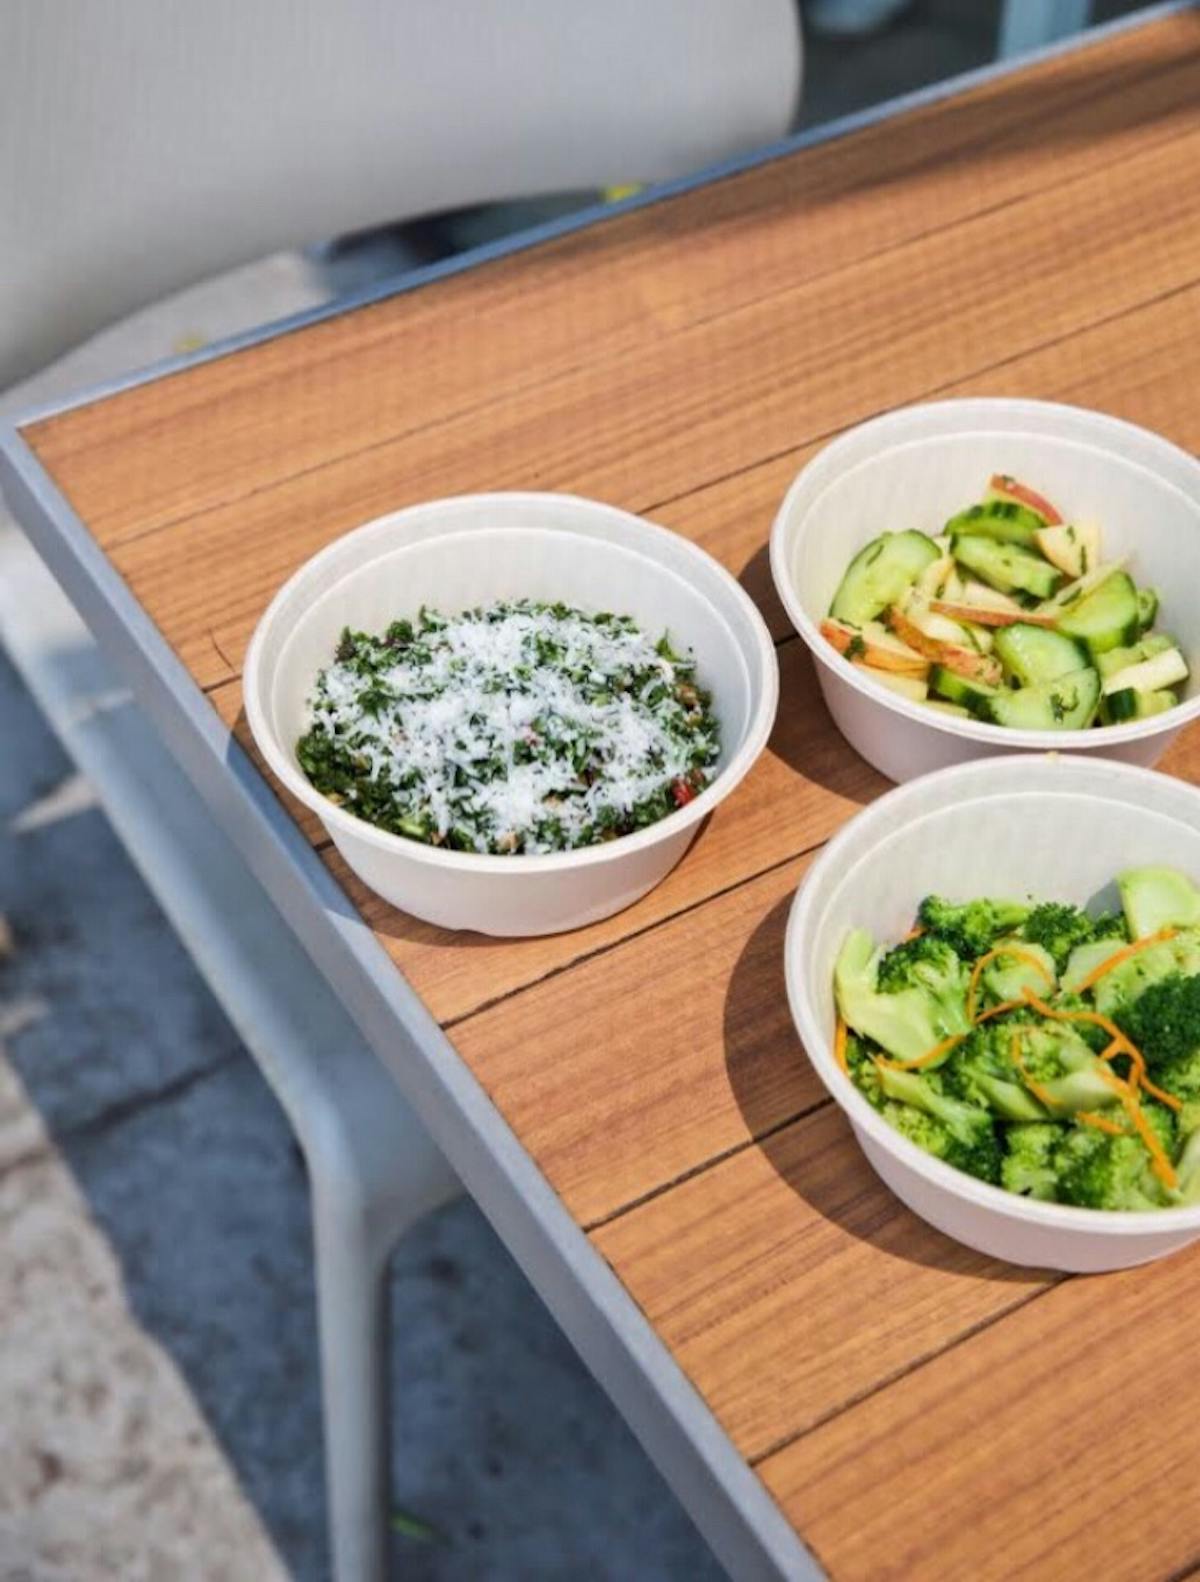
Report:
296,600,720,855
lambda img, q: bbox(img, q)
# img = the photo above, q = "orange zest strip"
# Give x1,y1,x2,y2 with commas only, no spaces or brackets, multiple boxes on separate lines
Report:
1097,1068,1180,1192
1072,927,1177,992
1022,990,1182,1114
834,1017,849,1075
967,944,1053,1022
1077,1110,1128,1138
875,1032,966,1072
904,925,925,941
973,998,1025,1025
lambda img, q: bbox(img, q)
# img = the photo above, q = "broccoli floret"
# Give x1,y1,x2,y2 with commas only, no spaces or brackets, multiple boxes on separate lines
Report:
1052,1114,1172,1212
876,1065,1002,1184
1001,1122,1062,1201
1116,972,1200,1076
917,895,1030,960
835,928,970,1066
845,1032,885,1111
876,933,964,995
1090,929,1200,1020
940,1024,1048,1122
978,939,1057,1007
1011,1023,1124,1117
1043,991,1110,1053
1020,902,1126,973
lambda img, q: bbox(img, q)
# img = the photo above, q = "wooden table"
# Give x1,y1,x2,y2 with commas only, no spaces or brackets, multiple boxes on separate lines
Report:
6,11,1200,1577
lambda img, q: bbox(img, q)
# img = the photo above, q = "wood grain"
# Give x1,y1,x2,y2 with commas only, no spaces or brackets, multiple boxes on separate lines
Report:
19,20,1200,1579
592,1104,1057,1463
759,1240,1200,1581
103,115,1200,690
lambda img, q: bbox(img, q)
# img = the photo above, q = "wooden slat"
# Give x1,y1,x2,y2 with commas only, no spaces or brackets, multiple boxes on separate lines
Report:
591,1105,1057,1463
103,116,1200,691
25,14,1200,549
759,1241,1200,1581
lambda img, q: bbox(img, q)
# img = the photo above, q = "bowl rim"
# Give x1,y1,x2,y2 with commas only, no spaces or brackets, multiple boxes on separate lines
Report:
785,753,1200,1237
768,400,1200,751
243,491,780,873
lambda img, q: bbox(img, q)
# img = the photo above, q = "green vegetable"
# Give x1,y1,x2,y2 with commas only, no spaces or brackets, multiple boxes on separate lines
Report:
1054,570,1141,656
1001,1122,1062,1200
943,500,1044,546
951,535,1064,600
917,894,1030,959
876,1067,1002,1184
1116,972,1200,1103
1052,1112,1173,1211
1020,901,1125,973
991,624,1088,687
1119,865,1200,938
941,1025,1049,1123
829,531,940,626
834,928,970,1065
984,666,1100,732
979,939,1056,1004
928,665,1001,715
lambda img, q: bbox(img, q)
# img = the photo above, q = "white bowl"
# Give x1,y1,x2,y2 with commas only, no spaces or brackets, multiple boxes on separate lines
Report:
785,754,1200,1272
770,399,1200,782
244,493,778,936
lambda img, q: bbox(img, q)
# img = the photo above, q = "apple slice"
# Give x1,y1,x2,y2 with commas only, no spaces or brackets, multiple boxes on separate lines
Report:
851,663,928,702
916,552,956,599
1034,521,1101,580
820,617,929,676
886,605,1003,684
987,474,1063,525
930,599,1060,629
1042,556,1129,611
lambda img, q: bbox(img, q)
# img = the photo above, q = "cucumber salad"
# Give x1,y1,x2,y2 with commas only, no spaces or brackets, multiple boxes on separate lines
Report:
296,600,720,856
834,865,1200,1211
821,473,1187,729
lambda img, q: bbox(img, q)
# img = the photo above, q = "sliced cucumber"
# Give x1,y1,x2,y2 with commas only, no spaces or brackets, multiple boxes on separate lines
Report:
992,623,1089,687
1100,645,1188,697
1137,586,1160,633
951,535,1064,600
1042,557,1129,611
928,665,1002,717
1054,570,1140,656
1096,632,1176,678
830,531,940,626
1100,687,1178,724
944,500,1043,546
985,666,1101,731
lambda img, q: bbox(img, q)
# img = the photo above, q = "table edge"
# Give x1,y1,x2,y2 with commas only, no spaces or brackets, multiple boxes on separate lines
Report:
0,426,821,1582
11,0,1191,436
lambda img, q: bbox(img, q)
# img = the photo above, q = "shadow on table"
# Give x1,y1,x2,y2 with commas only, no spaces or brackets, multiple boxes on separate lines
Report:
722,889,1050,1284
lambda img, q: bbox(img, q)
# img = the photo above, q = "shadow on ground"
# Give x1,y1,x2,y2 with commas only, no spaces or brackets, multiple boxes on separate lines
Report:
0,649,723,1581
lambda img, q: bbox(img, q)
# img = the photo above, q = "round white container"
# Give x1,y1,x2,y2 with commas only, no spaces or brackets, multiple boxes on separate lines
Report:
245,493,778,936
770,399,1200,782
785,754,1200,1272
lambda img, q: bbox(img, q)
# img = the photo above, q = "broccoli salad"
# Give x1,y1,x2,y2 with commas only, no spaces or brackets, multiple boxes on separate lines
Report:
821,473,1187,729
296,600,720,855
833,865,1200,1211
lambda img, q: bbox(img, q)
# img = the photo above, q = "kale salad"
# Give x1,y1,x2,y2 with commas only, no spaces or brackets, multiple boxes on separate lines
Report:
834,865,1200,1211
296,600,720,855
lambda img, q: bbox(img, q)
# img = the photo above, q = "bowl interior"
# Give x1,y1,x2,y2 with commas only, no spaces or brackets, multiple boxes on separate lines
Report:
262,524,756,777
782,429,1200,703
795,762,1200,1052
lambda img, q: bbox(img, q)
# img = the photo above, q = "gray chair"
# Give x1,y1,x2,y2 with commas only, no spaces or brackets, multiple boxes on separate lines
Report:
0,4,803,1576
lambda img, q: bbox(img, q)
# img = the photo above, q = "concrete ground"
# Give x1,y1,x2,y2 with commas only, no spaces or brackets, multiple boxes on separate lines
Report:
0,3,1159,1577
0,650,724,1580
